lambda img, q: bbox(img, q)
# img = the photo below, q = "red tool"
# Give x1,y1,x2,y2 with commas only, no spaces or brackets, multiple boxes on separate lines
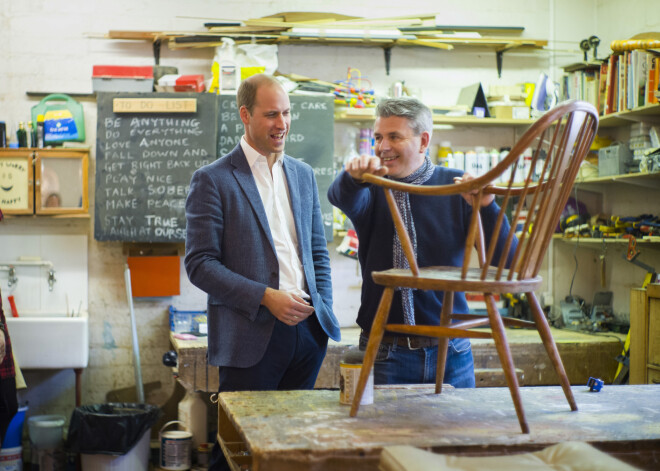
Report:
7,295,18,317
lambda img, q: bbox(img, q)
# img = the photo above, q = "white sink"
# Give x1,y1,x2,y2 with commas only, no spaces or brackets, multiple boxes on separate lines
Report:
6,312,89,369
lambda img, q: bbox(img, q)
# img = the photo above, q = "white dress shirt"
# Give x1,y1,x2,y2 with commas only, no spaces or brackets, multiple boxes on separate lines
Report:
240,136,309,300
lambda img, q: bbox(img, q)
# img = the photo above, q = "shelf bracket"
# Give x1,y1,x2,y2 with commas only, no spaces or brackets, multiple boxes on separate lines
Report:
153,38,162,65
495,44,518,78
383,47,393,76
496,50,503,78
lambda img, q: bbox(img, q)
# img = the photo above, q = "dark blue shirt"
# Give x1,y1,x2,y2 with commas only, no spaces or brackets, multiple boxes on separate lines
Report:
328,166,516,331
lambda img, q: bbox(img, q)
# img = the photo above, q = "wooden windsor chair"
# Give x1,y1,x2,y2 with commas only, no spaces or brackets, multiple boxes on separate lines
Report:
350,101,599,434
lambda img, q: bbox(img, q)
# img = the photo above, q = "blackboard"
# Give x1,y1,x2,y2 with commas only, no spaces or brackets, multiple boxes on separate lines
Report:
94,92,218,242
217,94,335,240
95,92,334,242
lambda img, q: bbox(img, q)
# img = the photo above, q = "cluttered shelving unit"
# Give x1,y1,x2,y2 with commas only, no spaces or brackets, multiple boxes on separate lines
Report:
549,91,660,321
98,12,547,77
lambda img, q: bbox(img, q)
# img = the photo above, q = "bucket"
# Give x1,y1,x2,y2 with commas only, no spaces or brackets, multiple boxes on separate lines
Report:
80,429,150,471
2,406,28,449
159,421,191,470
27,415,65,449
0,446,22,471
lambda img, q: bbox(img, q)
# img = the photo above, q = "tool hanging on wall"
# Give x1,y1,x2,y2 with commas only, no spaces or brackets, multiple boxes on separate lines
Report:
599,240,607,289
623,236,658,287
579,36,600,61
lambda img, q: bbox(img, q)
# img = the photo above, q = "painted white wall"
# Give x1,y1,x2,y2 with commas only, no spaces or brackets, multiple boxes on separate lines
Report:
0,235,88,315
1,0,656,423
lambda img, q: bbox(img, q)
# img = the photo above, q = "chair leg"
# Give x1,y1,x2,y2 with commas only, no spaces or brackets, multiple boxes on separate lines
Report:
485,293,530,434
527,292,578,412
435,291,454,394
350,287,394,417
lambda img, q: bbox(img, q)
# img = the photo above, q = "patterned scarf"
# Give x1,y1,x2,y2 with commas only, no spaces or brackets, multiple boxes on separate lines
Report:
390,156,435,325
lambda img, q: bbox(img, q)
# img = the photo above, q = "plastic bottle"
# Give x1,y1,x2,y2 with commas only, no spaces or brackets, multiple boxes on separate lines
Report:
453,150,465,171
16,122,27,148
28,121,35,148
522,147,533,182
475,146,489,177
178,391,208,450
498,148,510,183
220,61,239,92
0,121,6,147
36,114,45,148
437,141,453,167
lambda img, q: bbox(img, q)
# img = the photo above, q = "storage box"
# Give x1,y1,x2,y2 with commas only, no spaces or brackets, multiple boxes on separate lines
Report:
168,306,207,334
490,103,530,120
92,65,154,92
598,144,632,177
156,74,205,92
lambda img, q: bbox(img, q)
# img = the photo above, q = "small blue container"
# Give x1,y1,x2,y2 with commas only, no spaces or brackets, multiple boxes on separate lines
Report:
2,406,28,448
168,306,206,334
587,377,604,392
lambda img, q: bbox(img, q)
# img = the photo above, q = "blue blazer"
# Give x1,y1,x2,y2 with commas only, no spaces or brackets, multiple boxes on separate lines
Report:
185,144,340,368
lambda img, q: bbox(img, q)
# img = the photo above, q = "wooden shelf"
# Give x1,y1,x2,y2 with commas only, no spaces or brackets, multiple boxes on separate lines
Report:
552,234,660,245
2,214,90,219
573,171,660,189
335,111,535,127
599,103,660,127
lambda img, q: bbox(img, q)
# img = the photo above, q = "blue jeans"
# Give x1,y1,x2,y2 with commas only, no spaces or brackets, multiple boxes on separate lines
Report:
359,333,475,387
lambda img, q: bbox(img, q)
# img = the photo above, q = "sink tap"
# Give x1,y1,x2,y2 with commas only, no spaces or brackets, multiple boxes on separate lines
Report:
48,269,57,291
7,266,18,288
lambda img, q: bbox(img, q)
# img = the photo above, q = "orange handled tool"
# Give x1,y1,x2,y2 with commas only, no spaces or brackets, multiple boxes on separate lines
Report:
7,295,18,317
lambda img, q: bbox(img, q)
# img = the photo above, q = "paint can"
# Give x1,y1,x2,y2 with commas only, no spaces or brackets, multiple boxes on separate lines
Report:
0,446,22,471
339,348,373,406
159,420,192,470
196,443,210,467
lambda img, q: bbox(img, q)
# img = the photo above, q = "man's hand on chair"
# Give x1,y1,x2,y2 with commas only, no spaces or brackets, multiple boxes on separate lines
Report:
345,155,388,181
454,172,495,207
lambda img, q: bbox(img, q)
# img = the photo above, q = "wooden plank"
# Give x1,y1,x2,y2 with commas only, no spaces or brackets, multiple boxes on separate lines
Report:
217,385,660,471
172,326,625,392
112,98,197,113
630,288,648,384
107,30,160,40
648,298,660,367
474,367,523,387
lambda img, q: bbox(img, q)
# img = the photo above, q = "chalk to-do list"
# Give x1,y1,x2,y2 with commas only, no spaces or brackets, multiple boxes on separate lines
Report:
95,92,218,242
95,92,334,242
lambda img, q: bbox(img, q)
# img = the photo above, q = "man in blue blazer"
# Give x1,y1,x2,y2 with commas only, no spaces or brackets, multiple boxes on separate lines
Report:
185,74,340,470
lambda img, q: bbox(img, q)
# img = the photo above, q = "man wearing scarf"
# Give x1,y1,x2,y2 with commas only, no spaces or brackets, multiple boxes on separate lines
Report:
328,97,515,387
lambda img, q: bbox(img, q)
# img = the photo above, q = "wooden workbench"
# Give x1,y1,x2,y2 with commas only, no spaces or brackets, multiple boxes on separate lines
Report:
217,384,660,471
170,326,625,391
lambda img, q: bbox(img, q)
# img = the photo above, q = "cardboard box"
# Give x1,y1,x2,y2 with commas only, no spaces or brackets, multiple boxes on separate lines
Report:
490,103,530,120
92,65,154,92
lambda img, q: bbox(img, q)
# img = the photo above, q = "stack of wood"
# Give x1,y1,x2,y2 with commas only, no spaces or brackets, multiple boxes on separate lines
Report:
102,11,547,52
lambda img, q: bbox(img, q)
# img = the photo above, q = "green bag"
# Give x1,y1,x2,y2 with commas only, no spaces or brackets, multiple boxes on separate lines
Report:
31,94,86,143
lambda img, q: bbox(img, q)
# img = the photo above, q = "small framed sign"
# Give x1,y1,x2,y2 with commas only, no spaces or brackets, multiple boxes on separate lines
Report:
0,151,33,214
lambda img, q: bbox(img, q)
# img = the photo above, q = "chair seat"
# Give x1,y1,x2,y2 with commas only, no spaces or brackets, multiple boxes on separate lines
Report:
372,266,542,293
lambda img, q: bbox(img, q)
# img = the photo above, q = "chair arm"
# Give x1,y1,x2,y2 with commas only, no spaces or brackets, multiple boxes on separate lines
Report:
361,173,487,196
